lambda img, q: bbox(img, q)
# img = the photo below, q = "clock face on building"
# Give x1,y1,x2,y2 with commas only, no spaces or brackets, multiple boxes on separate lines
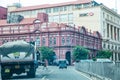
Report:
34,19,41,29
34,19,41,23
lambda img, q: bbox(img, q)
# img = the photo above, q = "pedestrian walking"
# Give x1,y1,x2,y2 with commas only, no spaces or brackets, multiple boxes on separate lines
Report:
43,59,48,70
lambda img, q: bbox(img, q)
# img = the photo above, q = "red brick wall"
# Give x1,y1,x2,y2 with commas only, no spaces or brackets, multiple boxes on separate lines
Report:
0,21,102,60
37,13,48,22
0,7,7,19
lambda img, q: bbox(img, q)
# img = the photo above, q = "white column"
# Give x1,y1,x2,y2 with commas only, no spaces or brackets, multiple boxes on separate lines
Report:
113,52,116,61
119,29,120,41
106,23,109,38
112,26,114,40
117,28,119,41
114,27,117,41
110,55,112,60
118,28,119,41
116,28,117,40
110,25,113,39
105,22,107,38
117,53,119,62
109,24,111,39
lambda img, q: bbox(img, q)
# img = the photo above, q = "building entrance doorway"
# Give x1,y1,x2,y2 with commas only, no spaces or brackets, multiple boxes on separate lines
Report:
65,51,71,65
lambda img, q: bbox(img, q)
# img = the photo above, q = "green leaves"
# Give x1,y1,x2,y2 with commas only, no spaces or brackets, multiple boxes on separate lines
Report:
39,46,54,60
97,50,112,58
72,46,89,61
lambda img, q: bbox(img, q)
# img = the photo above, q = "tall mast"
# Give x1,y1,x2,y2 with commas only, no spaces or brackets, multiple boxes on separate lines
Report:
115,0,117,12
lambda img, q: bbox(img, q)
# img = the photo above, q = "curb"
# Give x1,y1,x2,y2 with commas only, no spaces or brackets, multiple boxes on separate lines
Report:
76,69,112,80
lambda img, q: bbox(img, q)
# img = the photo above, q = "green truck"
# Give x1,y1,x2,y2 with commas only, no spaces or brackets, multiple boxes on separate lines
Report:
0,40,38,79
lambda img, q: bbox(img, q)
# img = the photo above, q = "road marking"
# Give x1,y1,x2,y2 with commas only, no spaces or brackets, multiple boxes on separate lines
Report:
41,69,53,80
41,76,46,80
41,76,50,80
74,69,92,80
49,70,54,74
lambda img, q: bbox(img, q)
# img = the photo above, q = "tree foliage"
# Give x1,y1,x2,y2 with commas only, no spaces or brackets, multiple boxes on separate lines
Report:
39,46,55,60
97,50,112,58
72,46,89,61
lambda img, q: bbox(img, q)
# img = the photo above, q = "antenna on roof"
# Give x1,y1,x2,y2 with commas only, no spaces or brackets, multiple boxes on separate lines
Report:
115,0,117,12
18,0,21,7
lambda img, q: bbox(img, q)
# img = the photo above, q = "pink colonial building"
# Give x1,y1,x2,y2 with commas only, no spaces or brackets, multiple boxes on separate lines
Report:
0,6,7,20
0,13,102,64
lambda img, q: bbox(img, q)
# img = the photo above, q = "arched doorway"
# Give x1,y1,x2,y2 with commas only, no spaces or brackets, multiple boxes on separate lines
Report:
65,51,71,65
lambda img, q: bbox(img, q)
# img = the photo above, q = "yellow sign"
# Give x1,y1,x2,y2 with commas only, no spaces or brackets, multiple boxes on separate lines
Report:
5,69,10,73
13,52,20,58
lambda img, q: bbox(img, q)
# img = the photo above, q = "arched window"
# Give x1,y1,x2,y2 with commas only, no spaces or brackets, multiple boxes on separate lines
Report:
49,37,52,46
36,36,40,46
53,37,56,45
80,27,86,34
62,37,65,45
66,36,70,45
80,28,84,33
42,37,45,46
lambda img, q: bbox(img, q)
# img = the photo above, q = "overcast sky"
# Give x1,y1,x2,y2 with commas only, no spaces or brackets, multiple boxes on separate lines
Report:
0,0,120,14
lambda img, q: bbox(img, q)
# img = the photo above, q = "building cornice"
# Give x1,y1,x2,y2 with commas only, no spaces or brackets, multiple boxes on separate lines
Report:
100,4,120,18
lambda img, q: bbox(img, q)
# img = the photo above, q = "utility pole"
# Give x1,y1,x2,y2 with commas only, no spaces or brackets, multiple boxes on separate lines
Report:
19,0,20,3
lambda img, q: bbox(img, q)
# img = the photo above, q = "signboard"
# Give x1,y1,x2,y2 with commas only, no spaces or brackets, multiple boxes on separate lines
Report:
79,12,94,17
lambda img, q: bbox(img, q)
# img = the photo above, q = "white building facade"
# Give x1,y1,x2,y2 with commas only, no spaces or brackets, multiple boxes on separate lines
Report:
8,0,120,61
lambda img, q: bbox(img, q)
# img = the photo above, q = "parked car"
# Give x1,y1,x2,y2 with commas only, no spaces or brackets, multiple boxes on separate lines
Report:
58,59,67,69
53,59,69,66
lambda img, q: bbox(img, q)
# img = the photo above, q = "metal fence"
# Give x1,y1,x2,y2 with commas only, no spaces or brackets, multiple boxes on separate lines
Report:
75,62,120,80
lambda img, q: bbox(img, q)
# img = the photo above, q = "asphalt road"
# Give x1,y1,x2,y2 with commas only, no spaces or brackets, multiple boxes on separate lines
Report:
43,66,92,80
0,66,92,80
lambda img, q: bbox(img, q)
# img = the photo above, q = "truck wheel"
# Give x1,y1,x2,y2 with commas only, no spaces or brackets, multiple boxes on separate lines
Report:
1,71,12,79
27,67,36,78
1,73,12,80
1,75,5,80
